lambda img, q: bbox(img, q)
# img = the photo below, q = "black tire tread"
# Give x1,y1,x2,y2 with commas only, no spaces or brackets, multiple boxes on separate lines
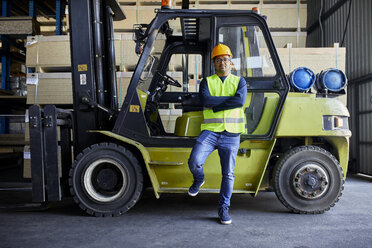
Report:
273,145,344,214
69,143,143,217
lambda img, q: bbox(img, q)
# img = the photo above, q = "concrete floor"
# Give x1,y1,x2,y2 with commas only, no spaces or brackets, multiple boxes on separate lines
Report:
0,174,371,248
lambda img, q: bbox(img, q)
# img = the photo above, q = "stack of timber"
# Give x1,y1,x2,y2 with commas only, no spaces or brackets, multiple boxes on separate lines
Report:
36,16,68,36
37,1,307,48
0,94,27,163
25,32,345,105
25,71,183,105
26,72,130,105
25,34,138,72
0,16,33,162
114,1,306,30
0,58,27,76
279,43,345,74
0,16,40,36
0,16,38,78
25,34,185,105
0,17,31,76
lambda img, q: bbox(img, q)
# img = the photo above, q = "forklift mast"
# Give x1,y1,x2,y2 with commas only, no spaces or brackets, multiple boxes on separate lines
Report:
28,0,125,202
68,0,125,155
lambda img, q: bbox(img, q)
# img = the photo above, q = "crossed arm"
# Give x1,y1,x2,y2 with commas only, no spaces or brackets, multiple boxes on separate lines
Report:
199,76,247,112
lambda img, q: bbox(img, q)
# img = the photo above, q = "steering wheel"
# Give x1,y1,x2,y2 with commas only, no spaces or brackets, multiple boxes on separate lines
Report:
156,71,182,88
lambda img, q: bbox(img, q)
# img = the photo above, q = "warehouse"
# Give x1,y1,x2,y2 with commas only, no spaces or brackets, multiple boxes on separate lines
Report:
0,0,371,247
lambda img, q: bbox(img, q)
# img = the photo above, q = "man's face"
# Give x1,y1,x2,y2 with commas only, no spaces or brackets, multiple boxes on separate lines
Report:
213,55,232,75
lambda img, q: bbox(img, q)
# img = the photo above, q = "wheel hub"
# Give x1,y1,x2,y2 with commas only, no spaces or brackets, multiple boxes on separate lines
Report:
293,163,329,199
84,159,127,202
305,176,317,188
95,168,119,191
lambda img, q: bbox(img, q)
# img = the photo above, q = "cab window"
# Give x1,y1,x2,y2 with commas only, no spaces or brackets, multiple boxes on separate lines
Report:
166,53,203,93
218,25,277,78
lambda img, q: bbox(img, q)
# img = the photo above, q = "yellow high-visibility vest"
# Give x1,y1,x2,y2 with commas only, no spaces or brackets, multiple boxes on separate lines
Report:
201,74,246,133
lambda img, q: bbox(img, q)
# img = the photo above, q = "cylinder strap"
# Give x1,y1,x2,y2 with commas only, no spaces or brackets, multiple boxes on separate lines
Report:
335,43,339,69
288,43,292,73
119,33,124,109
297,0,300,48
136,0,139,24
34,35,40,105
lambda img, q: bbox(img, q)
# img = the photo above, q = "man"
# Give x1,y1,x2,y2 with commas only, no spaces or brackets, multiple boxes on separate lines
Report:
188,44,247,225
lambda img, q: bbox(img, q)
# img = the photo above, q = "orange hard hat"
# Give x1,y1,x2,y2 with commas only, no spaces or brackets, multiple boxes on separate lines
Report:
211,44,233,60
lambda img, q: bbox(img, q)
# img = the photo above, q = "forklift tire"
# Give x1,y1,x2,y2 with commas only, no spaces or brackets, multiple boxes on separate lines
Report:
69,143,143,217
273,145,344,214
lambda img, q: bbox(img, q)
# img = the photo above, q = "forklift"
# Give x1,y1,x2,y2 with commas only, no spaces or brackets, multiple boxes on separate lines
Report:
28,0,351,216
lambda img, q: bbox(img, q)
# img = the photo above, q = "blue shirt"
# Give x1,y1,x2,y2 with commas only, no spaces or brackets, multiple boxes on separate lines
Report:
199,74,247,136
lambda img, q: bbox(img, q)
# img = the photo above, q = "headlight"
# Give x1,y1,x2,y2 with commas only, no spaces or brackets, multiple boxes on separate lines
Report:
322,116,349,130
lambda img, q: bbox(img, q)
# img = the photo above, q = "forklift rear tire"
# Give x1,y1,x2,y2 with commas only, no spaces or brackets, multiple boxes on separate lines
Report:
273,145,344,214
69,143,143,217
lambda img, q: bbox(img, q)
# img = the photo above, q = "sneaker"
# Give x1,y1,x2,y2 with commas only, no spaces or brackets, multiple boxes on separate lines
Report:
188,180,205,196
218,207,232,225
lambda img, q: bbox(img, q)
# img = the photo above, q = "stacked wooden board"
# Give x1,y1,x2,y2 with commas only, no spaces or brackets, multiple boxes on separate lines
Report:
25,32,345,104
278,43,345,74
24,33,346,135
25,35,345,75
0,16,40,35
25,34,138,72
0,16,32,170
0,14,38,160
112,2,306,30
37,1,308,47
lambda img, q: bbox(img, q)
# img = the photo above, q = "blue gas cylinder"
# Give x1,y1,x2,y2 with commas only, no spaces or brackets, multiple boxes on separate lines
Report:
288,67,316,92
315,68,347,92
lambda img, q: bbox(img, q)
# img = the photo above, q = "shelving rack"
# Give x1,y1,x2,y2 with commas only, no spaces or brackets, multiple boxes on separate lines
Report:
0,0,66,135
0,0,66,187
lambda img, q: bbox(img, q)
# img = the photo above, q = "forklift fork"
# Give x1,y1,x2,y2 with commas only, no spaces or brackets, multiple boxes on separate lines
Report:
29,105,72,203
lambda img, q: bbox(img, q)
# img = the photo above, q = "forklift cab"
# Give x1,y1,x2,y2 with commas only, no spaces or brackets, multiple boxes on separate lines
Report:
113,9,289,144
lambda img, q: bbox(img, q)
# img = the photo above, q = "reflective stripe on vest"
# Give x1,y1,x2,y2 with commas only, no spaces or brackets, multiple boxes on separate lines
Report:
201,74,246,134
202,118,245,124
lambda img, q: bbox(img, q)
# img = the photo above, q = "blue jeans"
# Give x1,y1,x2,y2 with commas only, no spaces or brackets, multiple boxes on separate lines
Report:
188,130,240,209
